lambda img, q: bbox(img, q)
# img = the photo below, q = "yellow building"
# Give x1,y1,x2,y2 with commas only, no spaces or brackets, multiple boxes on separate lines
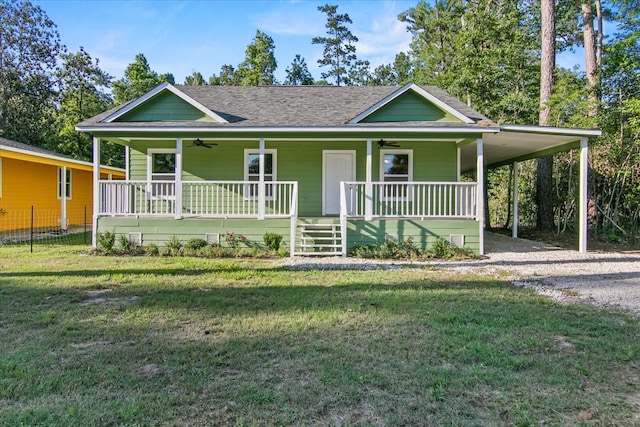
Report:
0,137,125,232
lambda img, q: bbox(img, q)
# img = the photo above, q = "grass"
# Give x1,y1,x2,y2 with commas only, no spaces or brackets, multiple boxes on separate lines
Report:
1,243,639,426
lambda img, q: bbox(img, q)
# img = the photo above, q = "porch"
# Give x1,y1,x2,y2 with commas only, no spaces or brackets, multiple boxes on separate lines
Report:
97,180,480,256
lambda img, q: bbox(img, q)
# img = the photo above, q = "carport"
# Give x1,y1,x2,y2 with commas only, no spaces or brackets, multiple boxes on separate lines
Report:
459,125,602,254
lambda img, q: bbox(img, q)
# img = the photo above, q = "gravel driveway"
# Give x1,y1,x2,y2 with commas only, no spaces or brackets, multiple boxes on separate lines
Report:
283,232,640,317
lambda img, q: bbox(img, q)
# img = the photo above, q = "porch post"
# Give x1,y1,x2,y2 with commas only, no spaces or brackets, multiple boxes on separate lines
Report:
579,137,589,253
125,146,130,180
60,166,67,231
92,137,101,248
258,138,265,220
456,146,461,181
175,138,183,219
477,137,485,255
512,161,519,239
365,139,373,220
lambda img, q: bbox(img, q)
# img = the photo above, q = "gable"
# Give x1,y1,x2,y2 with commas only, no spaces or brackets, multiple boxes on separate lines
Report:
115,90,216,122
361,90,462,123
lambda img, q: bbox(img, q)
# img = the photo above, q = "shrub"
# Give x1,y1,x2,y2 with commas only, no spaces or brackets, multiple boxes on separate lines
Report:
430,237,452,258
225,231,246,249
185,238,208,250
165,236,183,256
97,230,116,254
145,243,159,256
119,234,133,253
263,232,283,251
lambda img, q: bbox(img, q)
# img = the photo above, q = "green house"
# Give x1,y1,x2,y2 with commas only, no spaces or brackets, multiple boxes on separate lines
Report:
77,83,600,255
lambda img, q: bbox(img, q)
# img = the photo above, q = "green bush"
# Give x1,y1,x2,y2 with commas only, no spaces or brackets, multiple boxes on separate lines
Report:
430,237,452,258
185,238,208,250
119,234,133,253
146,243,159,256
97,230,116,254
263,232,283,251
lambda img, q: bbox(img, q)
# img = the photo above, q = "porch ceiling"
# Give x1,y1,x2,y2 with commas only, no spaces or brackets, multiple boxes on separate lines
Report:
459,125,602,173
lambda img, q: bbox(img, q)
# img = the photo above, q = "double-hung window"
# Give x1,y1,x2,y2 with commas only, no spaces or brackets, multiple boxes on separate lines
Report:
57,167,72,199
244,149,276,199
380,150,413,200
147,149,176,198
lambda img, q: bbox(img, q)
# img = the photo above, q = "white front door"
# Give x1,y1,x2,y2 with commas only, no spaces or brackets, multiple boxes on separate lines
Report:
323,151,356,215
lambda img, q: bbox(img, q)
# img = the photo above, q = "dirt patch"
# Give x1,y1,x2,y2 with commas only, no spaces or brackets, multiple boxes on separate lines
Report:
81,289,138,306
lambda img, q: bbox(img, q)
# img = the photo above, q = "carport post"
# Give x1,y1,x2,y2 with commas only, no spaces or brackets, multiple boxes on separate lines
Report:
92,137,100,249
477,137,485,255
512,161,519,239
579,137,588,253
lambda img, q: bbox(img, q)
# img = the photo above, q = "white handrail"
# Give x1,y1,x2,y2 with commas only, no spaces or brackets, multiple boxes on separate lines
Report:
341,181,478,219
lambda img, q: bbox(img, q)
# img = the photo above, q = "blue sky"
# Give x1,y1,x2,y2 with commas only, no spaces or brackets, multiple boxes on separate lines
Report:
35,0,419,84
35,0,585,85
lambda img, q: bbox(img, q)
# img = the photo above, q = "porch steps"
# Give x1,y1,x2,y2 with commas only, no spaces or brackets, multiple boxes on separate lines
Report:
295,221,343,256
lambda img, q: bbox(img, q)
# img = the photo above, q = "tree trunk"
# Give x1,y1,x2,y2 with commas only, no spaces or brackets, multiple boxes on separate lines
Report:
582,3,598,118
537,0,556,231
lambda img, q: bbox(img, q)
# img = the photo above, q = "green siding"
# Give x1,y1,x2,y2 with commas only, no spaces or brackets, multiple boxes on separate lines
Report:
347,219,480,253
362,91,461,123
98,217,291,248
117,91,214,122
97,217,480,254
126,139,458,216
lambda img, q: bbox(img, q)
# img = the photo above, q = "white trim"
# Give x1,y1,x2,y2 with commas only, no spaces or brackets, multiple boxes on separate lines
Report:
379,149,413,201
57,167,72,200
365,140,373,220
92,138,100,248
0,143,125,174
0,157,3,198
76,125,500,134
579,137,589,253
244,148,277,201
477,138,485,256
102,83,228,124
175,138,183,220
348,83,475,124
147,148,177,182
512,161,519,239
323,150,356,216
500,124,602,137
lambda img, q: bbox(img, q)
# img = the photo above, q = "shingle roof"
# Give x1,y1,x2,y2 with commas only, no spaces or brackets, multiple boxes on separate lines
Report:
0,137,76,159
77,84,494,129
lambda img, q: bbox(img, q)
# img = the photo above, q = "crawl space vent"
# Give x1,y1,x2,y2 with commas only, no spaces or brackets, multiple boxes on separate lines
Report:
205,233,220,245
449,234,465,248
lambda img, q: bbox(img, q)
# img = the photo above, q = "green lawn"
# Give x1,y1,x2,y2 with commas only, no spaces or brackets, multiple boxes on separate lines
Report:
1,244,639,426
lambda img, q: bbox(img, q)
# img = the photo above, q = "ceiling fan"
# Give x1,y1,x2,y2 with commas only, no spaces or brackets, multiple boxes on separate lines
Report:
190,138,217,148
377,139,400,149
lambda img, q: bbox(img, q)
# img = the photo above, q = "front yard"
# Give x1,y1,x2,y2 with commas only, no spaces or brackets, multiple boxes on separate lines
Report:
1,244,639,426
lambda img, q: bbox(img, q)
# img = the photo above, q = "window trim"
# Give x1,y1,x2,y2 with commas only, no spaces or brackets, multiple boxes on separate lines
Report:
379,149,413,201
147,148,177,182
244,149,277,200
57,167,72,200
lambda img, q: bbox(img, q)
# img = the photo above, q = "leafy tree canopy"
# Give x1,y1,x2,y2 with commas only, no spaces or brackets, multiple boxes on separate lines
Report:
285,55,314,85
112,53,174,104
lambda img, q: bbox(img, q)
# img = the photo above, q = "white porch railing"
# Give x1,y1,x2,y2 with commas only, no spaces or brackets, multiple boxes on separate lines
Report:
341,181,478,219
98,180,298,218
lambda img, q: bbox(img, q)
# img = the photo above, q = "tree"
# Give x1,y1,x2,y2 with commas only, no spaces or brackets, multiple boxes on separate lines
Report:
284,55,314,85
536,0,556,231
209,65,240,86
0,0,64,146
347,59,372,86
184,71,206,86
53,47,113,162
237,30,277,86
312,4,359,86
112,54,174,104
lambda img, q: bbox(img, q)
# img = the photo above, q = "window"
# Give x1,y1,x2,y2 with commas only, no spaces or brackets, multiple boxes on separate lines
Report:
380,150,413,199
147,149,176,198
244,149,276,199
57,167,71,199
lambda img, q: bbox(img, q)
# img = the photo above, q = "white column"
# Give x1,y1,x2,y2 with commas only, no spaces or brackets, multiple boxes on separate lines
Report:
175,138,183,219
125,146,130,180
92,137,101,248
456,146,461,181
512,161,519,239
258,138,265,220
59,166,68,231
365,139,373,220
579,137,589,253
477,138,485,255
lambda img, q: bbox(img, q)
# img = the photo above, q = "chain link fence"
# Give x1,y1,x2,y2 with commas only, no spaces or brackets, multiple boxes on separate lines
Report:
0,206,91,251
